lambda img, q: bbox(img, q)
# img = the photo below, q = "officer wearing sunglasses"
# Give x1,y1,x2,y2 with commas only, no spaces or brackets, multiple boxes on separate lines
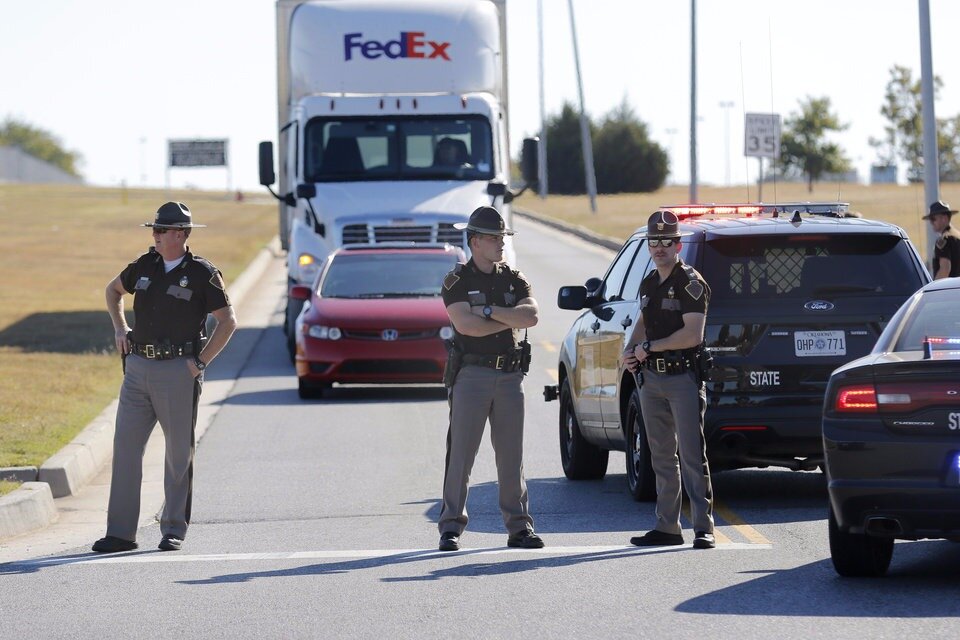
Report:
621,210,716,550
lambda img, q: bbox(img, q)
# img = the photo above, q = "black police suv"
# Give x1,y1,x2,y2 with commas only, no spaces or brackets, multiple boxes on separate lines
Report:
547,203,930,500
823,277,960,577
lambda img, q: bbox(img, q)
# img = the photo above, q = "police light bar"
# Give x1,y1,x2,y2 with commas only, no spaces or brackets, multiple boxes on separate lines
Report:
660,202,850,220
922,336,960,359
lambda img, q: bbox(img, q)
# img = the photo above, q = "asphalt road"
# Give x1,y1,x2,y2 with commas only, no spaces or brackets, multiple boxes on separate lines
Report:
2,218,958,639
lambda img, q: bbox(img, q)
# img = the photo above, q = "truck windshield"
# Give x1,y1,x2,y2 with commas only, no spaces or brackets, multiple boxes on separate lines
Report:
304,115,494,182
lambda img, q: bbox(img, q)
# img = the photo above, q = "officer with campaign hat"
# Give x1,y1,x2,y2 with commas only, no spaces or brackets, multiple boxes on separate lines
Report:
436,205,545,551
92,202,237,553
924,200,960,279
621,210,716,549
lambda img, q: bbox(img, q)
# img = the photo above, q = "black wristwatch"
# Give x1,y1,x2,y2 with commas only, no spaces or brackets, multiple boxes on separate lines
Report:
482,305,493,320
194,357,207,371
641,340,652,354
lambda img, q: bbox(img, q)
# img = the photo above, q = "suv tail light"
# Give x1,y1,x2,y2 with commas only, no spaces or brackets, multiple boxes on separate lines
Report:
834,382,960,413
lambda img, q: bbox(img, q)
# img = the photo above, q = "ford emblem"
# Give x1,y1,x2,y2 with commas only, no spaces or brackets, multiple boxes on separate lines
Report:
381,329,399,341
804,300,834,311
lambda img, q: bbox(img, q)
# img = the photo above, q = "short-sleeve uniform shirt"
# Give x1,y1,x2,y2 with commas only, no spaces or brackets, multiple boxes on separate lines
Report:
639,259,710,342
120,248,230,344
933,225,960,277
441,259,532,355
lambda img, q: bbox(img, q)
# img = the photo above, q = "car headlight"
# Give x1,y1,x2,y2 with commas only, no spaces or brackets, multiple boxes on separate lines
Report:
297,253,321,284
439,326,455,340
305,325,342,340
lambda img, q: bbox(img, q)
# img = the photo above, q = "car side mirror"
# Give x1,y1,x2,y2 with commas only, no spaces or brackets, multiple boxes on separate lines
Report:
558,285,587,310
259,141,275,186
289,285,313,301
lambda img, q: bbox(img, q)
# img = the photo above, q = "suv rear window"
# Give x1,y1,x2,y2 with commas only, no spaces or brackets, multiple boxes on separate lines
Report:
702,235,918,302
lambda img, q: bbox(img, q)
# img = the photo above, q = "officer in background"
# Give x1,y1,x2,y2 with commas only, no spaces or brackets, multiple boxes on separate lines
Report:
924,200,960,279
437,205,544,551
621,210,716,550
92,202,237,553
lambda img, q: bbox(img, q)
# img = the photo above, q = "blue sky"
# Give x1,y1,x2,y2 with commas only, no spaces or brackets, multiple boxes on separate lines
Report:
3,0,958,191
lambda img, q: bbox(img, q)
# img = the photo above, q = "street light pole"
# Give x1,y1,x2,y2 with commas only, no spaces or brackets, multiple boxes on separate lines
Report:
719,101,734,186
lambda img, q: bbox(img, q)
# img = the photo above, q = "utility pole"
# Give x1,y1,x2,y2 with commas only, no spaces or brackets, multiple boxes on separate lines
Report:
537,0,548,198
689,0,698,203
919,0,939,256
567,0,597,213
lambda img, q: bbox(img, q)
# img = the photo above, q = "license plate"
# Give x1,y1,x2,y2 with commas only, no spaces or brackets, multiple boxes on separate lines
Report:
794,330,846,357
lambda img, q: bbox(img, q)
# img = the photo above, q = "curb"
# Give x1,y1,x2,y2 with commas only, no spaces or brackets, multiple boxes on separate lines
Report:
0,483,57,540
513,207,624,251
0,236,281,540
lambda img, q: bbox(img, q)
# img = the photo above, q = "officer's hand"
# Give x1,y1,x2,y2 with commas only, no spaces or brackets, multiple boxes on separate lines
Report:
622,348,638,372
115,328,130,355
186,360,202,378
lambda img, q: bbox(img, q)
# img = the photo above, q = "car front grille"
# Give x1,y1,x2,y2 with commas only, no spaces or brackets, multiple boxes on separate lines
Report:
341,329,439,341
339,360,442,374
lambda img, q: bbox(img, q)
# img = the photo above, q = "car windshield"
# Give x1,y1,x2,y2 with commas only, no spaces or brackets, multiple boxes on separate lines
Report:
893,289,960,352
320,253,457,299
702,235,920,301
303,115,494,182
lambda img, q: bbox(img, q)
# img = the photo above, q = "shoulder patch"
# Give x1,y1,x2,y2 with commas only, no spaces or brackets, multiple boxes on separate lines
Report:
443,263,464,290
209,271,225,291
685,280,704,300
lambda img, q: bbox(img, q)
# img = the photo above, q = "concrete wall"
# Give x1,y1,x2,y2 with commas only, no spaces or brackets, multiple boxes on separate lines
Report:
0,146,83,184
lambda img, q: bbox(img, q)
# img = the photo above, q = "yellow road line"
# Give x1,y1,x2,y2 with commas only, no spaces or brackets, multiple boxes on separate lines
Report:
714,503,772,545
540,341,557,352
546,368,558,382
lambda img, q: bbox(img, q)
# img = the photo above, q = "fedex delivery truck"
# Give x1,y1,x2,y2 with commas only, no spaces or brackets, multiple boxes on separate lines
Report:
259,0,538,357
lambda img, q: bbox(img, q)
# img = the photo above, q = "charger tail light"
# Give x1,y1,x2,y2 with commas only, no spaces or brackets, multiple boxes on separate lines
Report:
835,381,960,414
835,385,877,413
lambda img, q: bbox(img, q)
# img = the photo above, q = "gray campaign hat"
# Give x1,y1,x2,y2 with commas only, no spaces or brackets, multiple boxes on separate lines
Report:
142,201,206,229
453,206,515,236
647,210,692,239
924,200,957,219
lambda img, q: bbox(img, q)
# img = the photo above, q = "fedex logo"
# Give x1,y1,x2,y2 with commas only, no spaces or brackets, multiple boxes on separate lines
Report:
344,32,451,61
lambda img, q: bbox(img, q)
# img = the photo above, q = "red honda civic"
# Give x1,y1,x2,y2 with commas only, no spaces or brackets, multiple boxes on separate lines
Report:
291,244,464,398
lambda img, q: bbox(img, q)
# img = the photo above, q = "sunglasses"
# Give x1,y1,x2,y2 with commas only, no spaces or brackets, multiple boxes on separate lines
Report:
152,227,180,235
648,238,676,248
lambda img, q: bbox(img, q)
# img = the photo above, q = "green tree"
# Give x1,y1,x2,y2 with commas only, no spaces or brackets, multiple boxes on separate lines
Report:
871,65,938,182
779,96,851,192
0,118,83,177
544,102,590,194
594,99,668,193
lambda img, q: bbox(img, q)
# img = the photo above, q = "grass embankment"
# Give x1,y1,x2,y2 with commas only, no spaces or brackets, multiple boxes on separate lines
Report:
515,181,960,263
0,184,276,495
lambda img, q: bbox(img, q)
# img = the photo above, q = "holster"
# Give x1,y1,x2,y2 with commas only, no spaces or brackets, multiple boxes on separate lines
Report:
694,346,714,384
518,337,532,374
443,339,463,388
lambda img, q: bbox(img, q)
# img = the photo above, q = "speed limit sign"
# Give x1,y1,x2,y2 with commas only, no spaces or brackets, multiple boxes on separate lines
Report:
744,113,781,158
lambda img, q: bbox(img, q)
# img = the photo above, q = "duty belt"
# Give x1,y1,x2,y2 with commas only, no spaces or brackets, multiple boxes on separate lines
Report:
642,351,694,375
130,340,198,360
462,351,522,372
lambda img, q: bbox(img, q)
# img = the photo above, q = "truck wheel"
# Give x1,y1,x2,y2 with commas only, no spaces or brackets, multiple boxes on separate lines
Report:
298,378,329,400
559,380,608,480
625,388,657,502
828,507,893,577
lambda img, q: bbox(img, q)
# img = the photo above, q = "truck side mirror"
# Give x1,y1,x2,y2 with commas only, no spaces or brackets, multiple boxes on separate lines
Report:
259,142,276,186
521,137,540,187
296,183,317,199
486,182,508,197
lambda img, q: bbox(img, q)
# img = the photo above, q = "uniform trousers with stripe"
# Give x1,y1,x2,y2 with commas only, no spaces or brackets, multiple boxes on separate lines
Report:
640,368,714,535
106,354,201,541
439,365,534,536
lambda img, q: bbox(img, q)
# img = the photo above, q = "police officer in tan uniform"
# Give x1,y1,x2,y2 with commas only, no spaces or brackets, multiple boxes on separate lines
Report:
92,202,237,553
924,200,960,279
437,206,544,551
621,210,716,549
